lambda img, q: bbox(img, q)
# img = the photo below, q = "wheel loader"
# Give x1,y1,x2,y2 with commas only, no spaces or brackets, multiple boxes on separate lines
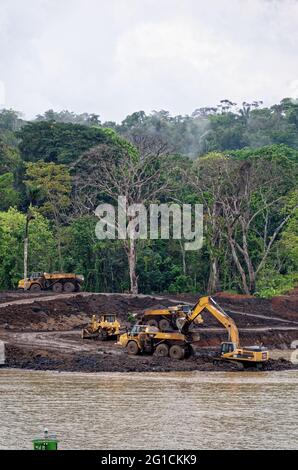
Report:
82,314,121,340
119,296,269,366
18,272,84,293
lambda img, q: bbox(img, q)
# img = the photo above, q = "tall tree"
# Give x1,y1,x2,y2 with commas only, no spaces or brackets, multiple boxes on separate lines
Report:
25,161,72,271
217,156,297,293
74,134,171,294
187,153,227,293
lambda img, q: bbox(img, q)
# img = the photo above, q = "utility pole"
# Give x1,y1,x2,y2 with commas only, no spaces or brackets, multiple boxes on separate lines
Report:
24,210,35,291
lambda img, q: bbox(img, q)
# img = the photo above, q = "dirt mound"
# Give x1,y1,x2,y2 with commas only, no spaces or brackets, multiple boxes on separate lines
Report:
0,294,175,331
167,291,298,321
214,292,298,321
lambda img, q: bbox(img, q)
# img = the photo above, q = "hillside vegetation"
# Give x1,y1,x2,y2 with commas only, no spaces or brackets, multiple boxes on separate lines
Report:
0,99,297,296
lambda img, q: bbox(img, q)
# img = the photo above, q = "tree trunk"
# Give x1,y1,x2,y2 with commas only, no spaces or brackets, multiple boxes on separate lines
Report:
23,213,33,291
23,236,29,290
55,224,64,272
179,240,186,275
127,239,138,294
207,257,220,294
241,226,256,293
228,234,250,295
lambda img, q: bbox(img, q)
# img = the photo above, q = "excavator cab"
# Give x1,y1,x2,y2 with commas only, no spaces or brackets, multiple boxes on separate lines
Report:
221,342,236,354
181,305,191,314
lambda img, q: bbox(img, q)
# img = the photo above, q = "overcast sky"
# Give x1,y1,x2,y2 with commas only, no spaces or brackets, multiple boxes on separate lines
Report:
1,0,298,122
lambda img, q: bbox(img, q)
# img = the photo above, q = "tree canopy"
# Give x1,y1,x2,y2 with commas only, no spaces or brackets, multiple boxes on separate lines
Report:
0,99,297,297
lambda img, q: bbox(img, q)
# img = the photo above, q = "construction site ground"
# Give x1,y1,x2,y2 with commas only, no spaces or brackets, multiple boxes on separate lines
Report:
0,290,297,373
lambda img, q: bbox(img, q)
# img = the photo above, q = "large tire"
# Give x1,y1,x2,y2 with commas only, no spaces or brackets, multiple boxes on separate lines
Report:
169,344,185,360
126,341,140,355
29,283,41,292
63,281,75,293
155,343,169,357
147,319,158,328
159,318,171,331
52,282,63,293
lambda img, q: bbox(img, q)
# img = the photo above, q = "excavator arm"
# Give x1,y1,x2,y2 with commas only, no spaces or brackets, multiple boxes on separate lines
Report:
181,296,239,346
178,295,268,365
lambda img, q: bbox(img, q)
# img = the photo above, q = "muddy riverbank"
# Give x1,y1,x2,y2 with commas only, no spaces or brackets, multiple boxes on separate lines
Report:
0,291,297,373
5,342,297,373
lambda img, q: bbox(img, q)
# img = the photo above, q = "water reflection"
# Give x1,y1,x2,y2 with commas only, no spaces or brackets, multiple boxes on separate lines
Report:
0,369,297,450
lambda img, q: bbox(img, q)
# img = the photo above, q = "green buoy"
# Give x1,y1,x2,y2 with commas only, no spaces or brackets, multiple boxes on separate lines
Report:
32,428,58,450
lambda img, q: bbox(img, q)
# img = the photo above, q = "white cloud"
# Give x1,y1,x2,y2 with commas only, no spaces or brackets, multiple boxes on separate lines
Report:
0,80,5,106
1,0,298,121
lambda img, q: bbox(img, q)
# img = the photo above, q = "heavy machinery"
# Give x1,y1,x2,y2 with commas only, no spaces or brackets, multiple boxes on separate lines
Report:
82,314,121,340
180,296,269,366
18,272,84,293
119,296,269,366
118,324,191,359
142,304,203,331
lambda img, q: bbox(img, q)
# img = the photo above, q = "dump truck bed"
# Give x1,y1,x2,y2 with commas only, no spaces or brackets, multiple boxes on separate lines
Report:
43,273,79,280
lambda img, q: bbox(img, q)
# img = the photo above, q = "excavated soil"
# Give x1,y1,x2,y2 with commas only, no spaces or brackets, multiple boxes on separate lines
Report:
5,343,296,373
0,294,178,331
0,290,297,373
170,291,298,322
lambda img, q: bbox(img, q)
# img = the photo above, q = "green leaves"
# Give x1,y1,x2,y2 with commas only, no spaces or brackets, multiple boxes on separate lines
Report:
17,121,109,164
0,173,20,210
0,208,56,289
24,161,72,217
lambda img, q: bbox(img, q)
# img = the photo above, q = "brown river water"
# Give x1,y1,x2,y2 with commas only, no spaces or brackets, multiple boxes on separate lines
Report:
0,369,297,450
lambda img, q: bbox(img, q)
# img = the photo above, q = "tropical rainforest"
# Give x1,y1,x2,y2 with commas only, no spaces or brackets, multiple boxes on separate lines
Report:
0,98,297,297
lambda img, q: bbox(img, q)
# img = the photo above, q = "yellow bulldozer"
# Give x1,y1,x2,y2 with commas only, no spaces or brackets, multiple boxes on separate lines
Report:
18,272,84,293
119,296,269,367
82,314,121,340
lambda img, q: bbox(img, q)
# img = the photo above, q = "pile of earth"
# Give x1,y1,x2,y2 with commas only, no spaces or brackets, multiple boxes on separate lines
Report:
0,294,178,332
168,291,298,322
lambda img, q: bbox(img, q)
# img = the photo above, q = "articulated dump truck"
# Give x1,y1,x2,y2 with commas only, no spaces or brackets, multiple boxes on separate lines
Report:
142,304,203,331
18,272,84,293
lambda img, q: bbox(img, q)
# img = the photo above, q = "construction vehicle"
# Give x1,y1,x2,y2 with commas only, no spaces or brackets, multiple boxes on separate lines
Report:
18,272,84,293
82,314,121,340
180,296,269,366
118,324,191,359
142,304,203,331
119,296,269,366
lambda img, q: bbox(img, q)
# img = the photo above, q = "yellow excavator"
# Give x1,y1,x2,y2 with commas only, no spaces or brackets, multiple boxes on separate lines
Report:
119,296,269,366
180,296,269,365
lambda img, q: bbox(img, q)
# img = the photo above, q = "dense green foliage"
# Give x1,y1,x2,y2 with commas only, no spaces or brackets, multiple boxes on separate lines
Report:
17,121,109,164
0,99,297,296
0,208,56,289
